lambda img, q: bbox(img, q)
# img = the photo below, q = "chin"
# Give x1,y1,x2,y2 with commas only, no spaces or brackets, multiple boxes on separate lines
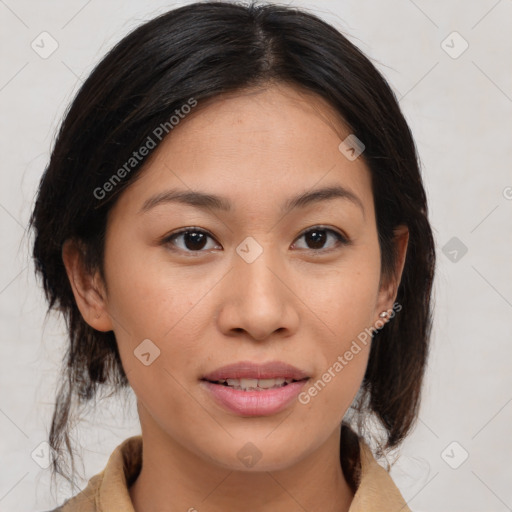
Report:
197,437,307,473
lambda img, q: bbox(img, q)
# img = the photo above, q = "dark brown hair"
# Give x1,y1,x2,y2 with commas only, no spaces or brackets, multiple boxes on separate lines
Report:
30,0,435,493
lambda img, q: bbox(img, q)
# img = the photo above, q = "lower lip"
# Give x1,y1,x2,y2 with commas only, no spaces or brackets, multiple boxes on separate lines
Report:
201,379,309,416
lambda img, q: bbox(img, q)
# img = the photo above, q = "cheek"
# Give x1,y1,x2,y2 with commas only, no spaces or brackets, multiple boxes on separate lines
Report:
103,236,194,335
102,236,223,383
295,245,380,408
301,349,370,431
297,296,374,428
299,244,382,341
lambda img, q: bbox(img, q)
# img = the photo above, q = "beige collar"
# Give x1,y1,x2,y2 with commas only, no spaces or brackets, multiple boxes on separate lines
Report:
58,435,410,511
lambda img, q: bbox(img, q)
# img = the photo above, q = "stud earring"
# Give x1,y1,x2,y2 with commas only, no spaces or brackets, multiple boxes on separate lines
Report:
379,311,389,318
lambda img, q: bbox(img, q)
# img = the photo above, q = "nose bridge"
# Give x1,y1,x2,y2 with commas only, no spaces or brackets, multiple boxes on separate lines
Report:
221,234,296,339
234,234,285,302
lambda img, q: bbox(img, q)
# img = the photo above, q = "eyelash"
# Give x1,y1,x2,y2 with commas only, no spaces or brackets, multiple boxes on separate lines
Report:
161,225,350,256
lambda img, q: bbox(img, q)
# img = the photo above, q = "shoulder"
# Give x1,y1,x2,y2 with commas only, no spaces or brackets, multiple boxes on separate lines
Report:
347,432,412,511
42,435,142,512
41,472,102,512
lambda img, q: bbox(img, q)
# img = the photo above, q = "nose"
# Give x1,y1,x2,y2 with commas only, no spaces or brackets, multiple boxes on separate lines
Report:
216,243,300,342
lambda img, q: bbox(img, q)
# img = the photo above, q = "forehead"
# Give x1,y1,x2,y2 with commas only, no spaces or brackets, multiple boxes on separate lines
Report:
111,83,373,218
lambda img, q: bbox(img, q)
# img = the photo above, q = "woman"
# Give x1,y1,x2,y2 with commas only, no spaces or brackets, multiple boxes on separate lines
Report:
31,1,435,510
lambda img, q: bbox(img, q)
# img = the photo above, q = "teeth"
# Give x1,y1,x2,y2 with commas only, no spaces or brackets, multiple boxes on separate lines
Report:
258,378,286,389
216,377,294,390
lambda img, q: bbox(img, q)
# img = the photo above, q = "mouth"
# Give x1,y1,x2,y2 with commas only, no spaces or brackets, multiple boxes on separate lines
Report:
201,377,308,391
200,361,310,416
201,360,310,385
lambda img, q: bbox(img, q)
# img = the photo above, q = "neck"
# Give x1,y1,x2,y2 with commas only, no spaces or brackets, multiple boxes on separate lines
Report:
129,418,354,512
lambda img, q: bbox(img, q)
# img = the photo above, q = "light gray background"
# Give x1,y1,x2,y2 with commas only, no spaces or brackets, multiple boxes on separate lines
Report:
1,0,511,510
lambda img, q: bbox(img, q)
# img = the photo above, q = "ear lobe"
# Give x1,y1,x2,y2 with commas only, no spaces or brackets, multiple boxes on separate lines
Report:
61,239,113,332
375,225,409,320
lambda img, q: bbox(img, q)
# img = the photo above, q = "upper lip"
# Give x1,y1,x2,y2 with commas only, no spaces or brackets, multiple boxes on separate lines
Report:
202,361,310,381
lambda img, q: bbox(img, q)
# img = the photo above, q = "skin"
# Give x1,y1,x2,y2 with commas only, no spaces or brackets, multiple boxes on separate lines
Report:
63,83,408,512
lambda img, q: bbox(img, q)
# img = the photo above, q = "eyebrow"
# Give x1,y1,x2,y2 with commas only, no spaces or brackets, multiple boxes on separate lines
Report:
139,185,365,217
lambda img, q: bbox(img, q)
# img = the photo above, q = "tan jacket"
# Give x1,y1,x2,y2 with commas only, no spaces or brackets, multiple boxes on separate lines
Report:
48,435,411,511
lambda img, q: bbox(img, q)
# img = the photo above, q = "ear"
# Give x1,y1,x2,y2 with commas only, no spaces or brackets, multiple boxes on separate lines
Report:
374,225,409,324
62,239,113,332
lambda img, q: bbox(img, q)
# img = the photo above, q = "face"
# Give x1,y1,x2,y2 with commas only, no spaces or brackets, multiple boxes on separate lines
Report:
68,83,405,472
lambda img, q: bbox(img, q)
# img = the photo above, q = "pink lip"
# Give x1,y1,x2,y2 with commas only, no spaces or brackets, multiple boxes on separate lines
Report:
201,379,309,416
200,361,310,416
201,360,310,381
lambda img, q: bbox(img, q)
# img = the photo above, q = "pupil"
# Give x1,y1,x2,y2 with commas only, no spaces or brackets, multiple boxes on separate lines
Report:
307,230,326,249
185,231,207,250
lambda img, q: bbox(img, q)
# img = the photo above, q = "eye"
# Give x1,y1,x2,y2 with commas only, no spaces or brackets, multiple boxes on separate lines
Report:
292,226,349,253
163,227,220,254
162,225,349,255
